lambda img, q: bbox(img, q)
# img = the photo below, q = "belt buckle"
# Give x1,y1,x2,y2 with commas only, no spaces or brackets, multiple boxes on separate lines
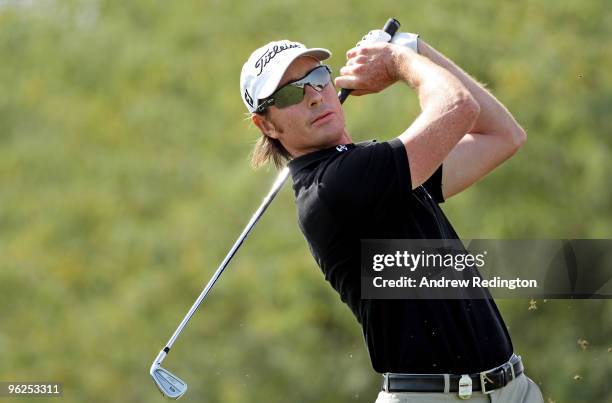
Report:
479,367,498,395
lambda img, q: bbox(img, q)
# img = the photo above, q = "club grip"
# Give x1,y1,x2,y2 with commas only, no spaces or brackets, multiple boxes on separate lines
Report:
338,18,401,104
382,18,401,38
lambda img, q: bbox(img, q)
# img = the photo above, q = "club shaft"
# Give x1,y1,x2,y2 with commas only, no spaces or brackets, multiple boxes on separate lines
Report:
161,167,291,356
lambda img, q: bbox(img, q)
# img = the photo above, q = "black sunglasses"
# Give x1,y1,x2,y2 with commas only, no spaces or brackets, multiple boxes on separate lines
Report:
256,65,332,113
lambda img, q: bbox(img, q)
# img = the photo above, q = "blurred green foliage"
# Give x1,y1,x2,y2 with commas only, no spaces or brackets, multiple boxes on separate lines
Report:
0,0,610,402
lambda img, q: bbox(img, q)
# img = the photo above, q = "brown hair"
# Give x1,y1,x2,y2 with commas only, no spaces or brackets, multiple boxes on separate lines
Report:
250,111,292,169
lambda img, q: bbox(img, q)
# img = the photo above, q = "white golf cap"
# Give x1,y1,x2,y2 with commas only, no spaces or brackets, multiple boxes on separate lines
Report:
240,40,331,113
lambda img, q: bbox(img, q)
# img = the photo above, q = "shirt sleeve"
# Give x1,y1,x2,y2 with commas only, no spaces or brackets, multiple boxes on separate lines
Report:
422,163,445,203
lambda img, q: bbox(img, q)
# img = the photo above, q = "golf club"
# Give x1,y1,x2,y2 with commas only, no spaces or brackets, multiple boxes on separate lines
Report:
149,167,290,399
150,17,401,399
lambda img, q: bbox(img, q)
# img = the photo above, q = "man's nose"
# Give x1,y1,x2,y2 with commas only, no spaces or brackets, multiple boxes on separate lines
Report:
305,84,324,108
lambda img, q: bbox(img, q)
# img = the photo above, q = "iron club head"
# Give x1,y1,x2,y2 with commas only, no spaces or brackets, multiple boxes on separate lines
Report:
150,365,187,399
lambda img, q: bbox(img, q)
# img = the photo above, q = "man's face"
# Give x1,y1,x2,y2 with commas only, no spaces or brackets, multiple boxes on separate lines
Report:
253,56,348,157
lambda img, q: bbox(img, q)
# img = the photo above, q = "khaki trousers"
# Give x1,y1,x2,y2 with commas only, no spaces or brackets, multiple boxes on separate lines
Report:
374,373,544,403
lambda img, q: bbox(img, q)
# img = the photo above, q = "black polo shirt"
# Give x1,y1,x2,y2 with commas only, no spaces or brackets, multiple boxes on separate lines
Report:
288,138,513,374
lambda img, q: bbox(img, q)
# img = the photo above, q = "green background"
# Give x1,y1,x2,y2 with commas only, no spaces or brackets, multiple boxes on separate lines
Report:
1,0,610,402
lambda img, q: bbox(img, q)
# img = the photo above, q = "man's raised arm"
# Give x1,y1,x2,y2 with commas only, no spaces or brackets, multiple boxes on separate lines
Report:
417,40,527,199
335,42,480,189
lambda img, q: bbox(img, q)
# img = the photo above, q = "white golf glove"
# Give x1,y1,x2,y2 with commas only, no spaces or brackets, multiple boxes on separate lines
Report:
356,29,420,53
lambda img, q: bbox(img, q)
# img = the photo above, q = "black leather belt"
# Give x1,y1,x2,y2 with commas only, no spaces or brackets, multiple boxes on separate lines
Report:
382,354,524,396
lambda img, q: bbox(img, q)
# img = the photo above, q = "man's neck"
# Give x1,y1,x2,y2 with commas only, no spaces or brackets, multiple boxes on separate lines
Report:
290,132,353,158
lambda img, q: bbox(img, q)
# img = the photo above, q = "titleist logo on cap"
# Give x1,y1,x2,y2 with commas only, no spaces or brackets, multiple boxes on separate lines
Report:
255,42,301,76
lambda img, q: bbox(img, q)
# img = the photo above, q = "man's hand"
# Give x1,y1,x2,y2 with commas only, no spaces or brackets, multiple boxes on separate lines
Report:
334,43,414,96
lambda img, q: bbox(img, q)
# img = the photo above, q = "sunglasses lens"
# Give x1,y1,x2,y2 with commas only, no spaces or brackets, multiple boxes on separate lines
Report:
304,67,330,91
268,66,331,109
273,85,306,108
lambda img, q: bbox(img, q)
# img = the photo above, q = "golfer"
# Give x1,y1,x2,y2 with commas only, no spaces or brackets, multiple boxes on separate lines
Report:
240,31,544,403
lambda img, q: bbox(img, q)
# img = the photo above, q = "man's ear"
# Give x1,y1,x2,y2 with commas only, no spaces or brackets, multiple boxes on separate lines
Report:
251,114,280,139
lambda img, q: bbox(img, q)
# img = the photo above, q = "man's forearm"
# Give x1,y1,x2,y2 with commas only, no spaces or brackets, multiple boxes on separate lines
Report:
417,40,525,138
394,47,477,120
392,47,480,187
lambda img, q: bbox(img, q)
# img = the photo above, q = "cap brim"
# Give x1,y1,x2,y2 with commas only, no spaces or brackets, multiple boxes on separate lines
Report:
258,48,331,100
